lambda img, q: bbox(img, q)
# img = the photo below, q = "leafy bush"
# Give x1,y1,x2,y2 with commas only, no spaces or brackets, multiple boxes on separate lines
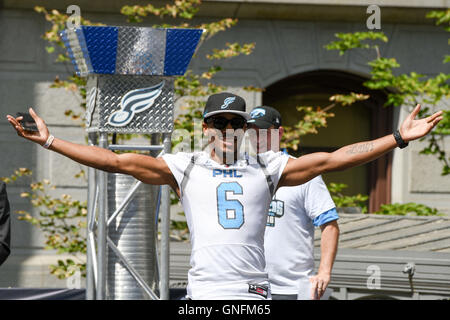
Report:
375,202,442,216
327,182,441,216
327,182,369,213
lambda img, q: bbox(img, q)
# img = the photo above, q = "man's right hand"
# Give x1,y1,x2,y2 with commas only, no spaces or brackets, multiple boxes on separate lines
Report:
6,107,49,146
6,107,179,193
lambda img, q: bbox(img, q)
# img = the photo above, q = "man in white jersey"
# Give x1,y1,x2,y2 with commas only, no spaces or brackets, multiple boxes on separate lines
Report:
248,106,339,300
162,93,289,299
7,93,442,300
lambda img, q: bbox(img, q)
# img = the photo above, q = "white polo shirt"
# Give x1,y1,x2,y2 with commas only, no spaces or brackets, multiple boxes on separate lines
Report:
264,174,337,295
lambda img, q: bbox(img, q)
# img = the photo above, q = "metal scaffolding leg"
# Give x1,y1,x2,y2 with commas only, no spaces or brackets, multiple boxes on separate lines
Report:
85,135,171,300
159,133,172,300
106,236,159,300
86,132,98,300
96,133,108,300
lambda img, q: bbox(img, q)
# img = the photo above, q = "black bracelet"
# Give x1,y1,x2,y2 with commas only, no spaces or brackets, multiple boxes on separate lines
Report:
393,129,408,149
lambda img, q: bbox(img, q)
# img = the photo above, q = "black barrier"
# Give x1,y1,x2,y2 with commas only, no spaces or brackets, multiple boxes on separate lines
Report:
0,288,85,300
0,288,188,300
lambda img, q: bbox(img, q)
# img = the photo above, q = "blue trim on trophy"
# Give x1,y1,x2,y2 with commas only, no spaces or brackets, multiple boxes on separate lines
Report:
164,29,203,75
75,27,93,74
60,30,80,75
61,26,203,76
82,26,118,74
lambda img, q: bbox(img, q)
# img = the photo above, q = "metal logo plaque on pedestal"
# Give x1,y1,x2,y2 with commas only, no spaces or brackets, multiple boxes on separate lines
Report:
86,75,174,133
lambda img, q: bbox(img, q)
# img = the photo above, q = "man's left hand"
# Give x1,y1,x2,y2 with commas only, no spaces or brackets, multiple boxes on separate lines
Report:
399,104,443,142
309,272,331,300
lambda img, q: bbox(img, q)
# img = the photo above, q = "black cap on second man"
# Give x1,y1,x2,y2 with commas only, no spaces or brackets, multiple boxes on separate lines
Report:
203,92,250,120
247,106,282,129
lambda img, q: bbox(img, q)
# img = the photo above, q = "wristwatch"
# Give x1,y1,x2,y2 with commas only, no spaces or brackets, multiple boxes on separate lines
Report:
393,129,408,149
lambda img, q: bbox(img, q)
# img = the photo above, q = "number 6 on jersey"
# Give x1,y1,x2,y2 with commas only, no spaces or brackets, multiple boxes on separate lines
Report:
217,182,244,229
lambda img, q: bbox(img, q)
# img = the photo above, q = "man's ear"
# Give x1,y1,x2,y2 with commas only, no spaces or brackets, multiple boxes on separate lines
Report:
279,126,284,140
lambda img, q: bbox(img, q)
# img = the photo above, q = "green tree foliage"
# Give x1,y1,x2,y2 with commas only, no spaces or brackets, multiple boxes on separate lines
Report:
328,182,442,216
426,9,450,63
325,20,450,175
375,202,442,216
327,183,369,213
2,169,87,279
18,180,87,279
281,93,370,151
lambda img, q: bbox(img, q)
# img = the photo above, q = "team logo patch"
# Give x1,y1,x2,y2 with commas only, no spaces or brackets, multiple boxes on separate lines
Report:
248,284,268,298
249,108,266,119
266,199,284,227
220,96,236,109
107,81,165,127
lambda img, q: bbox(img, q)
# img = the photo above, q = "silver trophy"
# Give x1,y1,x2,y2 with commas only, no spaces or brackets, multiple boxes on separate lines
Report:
61,25,202,300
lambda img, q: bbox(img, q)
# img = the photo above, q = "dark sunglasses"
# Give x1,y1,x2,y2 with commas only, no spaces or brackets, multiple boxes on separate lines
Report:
205,116,246,130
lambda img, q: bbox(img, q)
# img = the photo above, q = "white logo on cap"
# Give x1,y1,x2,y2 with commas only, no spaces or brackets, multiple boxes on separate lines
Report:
250,108,266,119
220,97,236,109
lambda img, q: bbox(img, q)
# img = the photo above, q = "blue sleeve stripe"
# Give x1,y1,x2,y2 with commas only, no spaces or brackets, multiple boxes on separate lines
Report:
313,207,339,227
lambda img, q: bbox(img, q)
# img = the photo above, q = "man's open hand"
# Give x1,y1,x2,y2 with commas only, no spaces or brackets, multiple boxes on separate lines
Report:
399,104,443,142
6,108,49,146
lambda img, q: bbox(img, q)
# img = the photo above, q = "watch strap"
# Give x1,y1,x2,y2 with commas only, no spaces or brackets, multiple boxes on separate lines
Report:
393,130,408,149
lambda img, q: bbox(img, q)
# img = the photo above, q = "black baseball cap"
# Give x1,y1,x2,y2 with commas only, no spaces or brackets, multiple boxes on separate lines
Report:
203,92,250,120
247,106,282,129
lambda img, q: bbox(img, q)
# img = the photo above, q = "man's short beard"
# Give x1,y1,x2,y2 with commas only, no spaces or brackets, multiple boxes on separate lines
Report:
206,129,245,164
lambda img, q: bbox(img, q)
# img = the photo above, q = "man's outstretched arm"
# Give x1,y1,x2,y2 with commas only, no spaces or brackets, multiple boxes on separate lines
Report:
309,220,339,299
279,104,443,187
6,108,178,191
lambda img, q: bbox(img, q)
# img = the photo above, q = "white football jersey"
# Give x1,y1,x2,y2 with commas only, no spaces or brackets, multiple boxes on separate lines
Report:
264,175,336,295
162,150,290,299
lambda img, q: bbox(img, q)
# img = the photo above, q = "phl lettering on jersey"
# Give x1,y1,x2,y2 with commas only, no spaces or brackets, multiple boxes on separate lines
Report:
266,198,284,227
212,169,243,178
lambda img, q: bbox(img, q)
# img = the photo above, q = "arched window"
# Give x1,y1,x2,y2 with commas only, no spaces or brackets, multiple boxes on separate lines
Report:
264,70,393,212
